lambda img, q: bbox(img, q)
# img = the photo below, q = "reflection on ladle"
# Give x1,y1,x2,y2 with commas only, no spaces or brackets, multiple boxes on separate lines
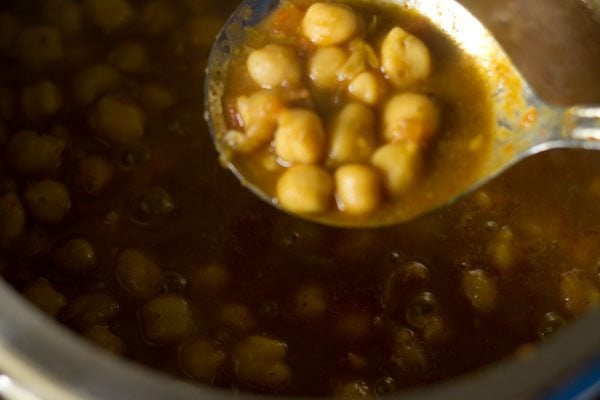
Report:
205,0,600,228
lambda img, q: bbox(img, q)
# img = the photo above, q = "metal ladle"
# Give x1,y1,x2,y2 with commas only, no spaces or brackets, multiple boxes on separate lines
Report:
205,0,600,227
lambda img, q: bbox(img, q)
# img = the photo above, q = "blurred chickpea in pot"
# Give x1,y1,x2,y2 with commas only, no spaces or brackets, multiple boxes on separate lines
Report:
328,102,376,166
52,238,97,273
188,263,230,300
115,248,162,299
381,26,432,89
334,311,372,343
20,80,63,120
83,325,126,355
78,156,113,195
308,46,349,89
247,44,302,89
91,95,145,145
73,64,122,105
293,283,328,319
217,303,257,334
488,226,519,274
140,83,175,111
560,270,600,317
335,164,382,215
141,294,194,344
141,1,178,36
0,13,20,53
277,165,333,214
17,26,64,68
43,0,82,36
23,278,67,317
334,381,374,399
462,269,498,313
371,143,423,198
6,130,65,175
302,3,359,46
109,41,147,74
390,327,429,376
62,293,119,326
383,93,440,146
83,0,134,33
274,109,326,164
0,192,26,247
180,338,226,382
187,15,225,50
24,179,71,224
233,336,291,390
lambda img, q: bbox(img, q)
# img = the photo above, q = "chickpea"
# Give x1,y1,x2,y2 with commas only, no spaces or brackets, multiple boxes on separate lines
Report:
308,46,349,89
381,26,432,89
16,26,64,68
140,84,175,111
0,86,14,120
91,95,145,144
43,0,82,36
348,71,386,105
328,102,376,165
78,156,113,195
20,81,63,120
6,131,65,175
487,226,518,274
108,42,147,74
335,311,371,343
371,143,423,197
334,381,374,399
141,1,178,36
274,109,326,164
83,325,126,355
180,338,226,382
335,164,382,215
73,64,122,105
141,295,194,344
302,3,359,46
188,263,229,300
293,284,327,319
83,0,134,33
23,278,67,317
218,303,257,334
383,93,440,146
276,165,333,214
247,44,302,89
390,327,429,376
62,293,119,326
0,192,26,247
236,90,284,150
0,13,20,52
560,270,600,317
233,336,291,390
52,238,97,273
462,269,497,313
24,179,71,224
115,248,162,299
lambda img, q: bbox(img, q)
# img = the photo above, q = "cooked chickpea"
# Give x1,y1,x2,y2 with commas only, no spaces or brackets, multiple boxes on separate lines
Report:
17,26,64,68
20,81,63,120
302,3,359,46
293,284,327,319
236,90,285,150
390,327,429,375
308,46,349,89
488,226,518,274
276,165,333,214
115,248,162,299
0,192,25,247
334,311,371,343
247,44,302,89
73,64,122,105
78,156,113,195
274,109,326,164
141,295,194,344
141,1,178,36
383,93,440,146
218,303,257,333
24,179,71,224
347,71,386,105
83,0,134,33
23,278,67,317
335,164,382,215
560,270,600,316
109,42,147,73
180,338,226,382
381,27,432,89
334,381,373,399
91,95,145,144
6,131,65,175
140,84,175,111
52,238,97,273
328,102,376,166
63,293,119,326
462,269,498,313
233,336,291,390
188,263,230,300
83,325,126,355
43,0,82,36
0,13,19,52
371,143,423,197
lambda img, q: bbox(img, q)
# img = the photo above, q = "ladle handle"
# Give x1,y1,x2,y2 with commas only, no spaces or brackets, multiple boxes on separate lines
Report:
563,106,600,145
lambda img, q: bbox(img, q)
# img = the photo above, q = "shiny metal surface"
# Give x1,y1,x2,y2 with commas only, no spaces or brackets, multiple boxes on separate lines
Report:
205,0,600,227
